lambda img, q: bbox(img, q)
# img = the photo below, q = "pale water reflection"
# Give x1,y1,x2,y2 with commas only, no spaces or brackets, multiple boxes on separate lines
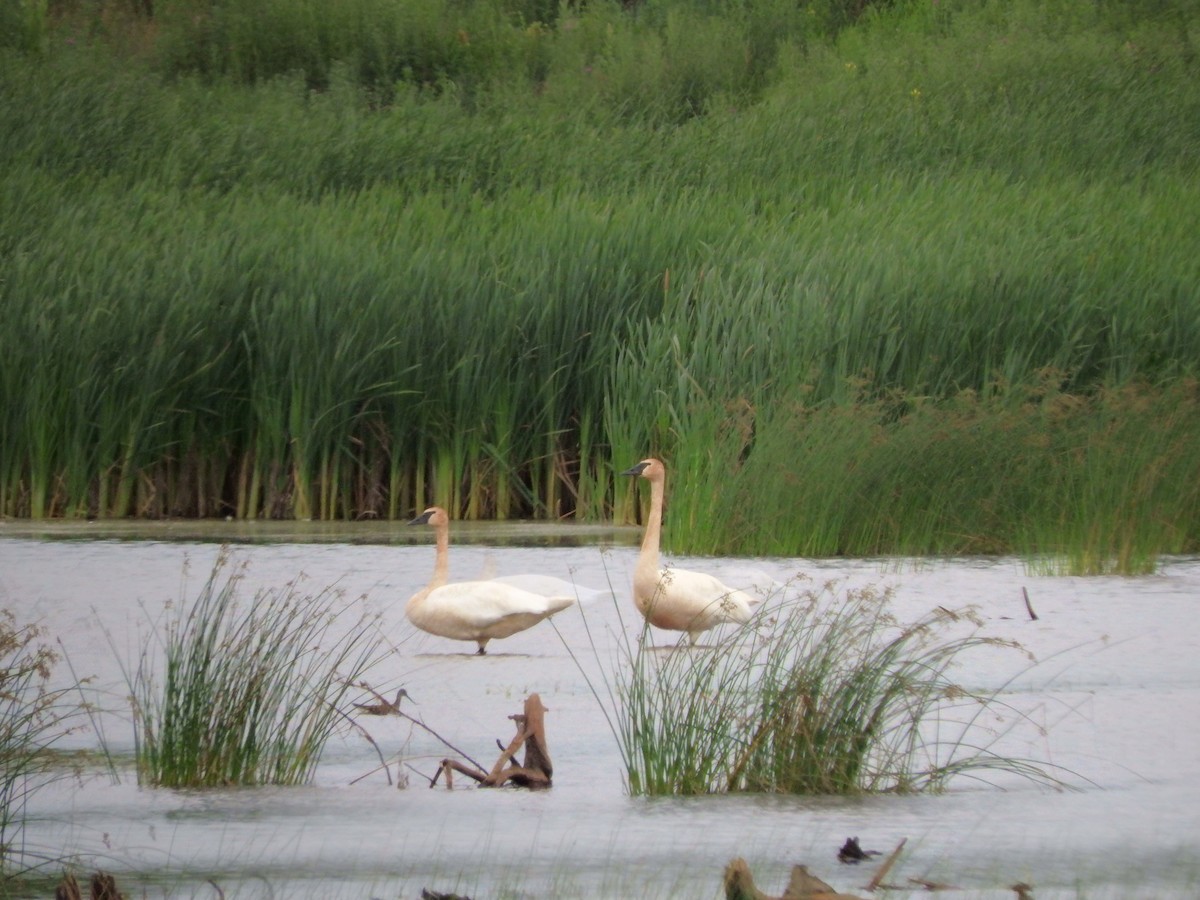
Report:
1,524,1197,898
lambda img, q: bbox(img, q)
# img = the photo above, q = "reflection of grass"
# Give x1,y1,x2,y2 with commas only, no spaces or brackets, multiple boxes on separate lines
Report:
0,611,85,876
127,551,384,787
613,580,1070,796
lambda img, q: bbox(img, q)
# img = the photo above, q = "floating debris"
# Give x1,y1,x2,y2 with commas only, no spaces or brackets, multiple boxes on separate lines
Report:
420,889,472,900
837,837,881,864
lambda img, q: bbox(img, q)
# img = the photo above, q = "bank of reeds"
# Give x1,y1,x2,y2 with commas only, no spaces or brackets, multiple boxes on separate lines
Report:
127,553,384,787
654,377,1200,573
1,0,1197,568
616,582,1068,796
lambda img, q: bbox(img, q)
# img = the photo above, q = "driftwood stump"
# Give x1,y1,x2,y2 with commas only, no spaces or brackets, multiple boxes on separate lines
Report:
55,871,125,900
432,693,554,789
724,859,866,900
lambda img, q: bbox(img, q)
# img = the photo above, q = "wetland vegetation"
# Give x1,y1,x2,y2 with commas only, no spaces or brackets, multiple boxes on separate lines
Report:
0,612,83,877
123,552,385,788
612,583,1068,796
2,0,1198,572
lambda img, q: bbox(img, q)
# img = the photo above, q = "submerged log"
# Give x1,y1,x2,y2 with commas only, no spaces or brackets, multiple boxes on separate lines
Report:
432,693,554,789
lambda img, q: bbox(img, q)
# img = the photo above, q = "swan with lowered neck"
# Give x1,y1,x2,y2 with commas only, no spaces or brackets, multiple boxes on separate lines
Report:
407,506,575,655
620,458,756,644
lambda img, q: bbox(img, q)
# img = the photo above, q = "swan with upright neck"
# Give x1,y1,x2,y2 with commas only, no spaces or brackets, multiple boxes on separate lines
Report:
407,506,575,655
620,458,756,644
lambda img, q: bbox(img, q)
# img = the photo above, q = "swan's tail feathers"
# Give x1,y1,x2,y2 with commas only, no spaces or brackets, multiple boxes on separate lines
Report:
545,594,577,616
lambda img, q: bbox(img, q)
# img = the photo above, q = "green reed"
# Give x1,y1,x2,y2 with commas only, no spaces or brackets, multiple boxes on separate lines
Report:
127,552,384,787
617,582,1070,796
644,376,1200,572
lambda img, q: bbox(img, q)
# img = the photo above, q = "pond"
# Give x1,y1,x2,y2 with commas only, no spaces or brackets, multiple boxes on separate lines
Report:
1,522,1198,899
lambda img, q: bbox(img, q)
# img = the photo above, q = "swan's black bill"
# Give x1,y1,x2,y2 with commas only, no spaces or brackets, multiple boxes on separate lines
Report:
408,510,435,525
621,462,650,477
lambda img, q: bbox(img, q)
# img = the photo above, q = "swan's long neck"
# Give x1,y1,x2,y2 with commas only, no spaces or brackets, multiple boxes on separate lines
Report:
409,519,450,615
639,473,665,568
430,520,450,588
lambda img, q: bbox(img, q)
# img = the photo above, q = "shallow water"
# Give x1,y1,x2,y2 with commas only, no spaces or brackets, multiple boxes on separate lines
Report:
1,524,1198,899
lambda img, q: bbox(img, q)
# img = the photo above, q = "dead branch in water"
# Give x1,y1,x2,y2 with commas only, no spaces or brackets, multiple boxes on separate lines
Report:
430,693,554,789
1022,587,1039,620
865,837,907,891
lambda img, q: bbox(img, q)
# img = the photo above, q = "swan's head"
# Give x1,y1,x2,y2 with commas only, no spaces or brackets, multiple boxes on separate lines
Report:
408,506,450,527
620,458,665,481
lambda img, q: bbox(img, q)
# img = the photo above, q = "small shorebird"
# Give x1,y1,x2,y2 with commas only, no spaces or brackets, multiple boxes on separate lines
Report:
353,688,413,716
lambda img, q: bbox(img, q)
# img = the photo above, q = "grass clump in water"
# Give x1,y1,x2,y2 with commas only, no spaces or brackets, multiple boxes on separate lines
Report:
0,611,86,877
617,581,1067,796
128,551,384,788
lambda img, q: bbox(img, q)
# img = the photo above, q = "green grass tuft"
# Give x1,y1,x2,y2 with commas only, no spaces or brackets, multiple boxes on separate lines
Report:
127,552,385,788
616,580,1073,796
1,611,87,876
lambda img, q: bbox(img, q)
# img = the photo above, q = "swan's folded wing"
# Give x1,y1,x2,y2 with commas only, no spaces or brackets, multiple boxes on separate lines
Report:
490,573,613,605
426,581,575,627
657,568,755,623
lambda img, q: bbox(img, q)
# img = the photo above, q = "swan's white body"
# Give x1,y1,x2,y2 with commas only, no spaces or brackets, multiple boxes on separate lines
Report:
621,458,756,644
408,506,575,654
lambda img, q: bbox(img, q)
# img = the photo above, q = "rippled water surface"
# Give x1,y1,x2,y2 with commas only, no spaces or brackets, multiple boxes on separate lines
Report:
1,523,1197,899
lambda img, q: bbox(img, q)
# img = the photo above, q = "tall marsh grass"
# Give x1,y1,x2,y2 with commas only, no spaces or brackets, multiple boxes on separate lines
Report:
616,582,1068,796
127,553,384,787
0,0,1197,567
655,377,1200,573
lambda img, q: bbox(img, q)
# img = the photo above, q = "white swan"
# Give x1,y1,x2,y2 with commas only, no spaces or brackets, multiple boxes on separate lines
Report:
407,506,576,655
620,458,757,644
